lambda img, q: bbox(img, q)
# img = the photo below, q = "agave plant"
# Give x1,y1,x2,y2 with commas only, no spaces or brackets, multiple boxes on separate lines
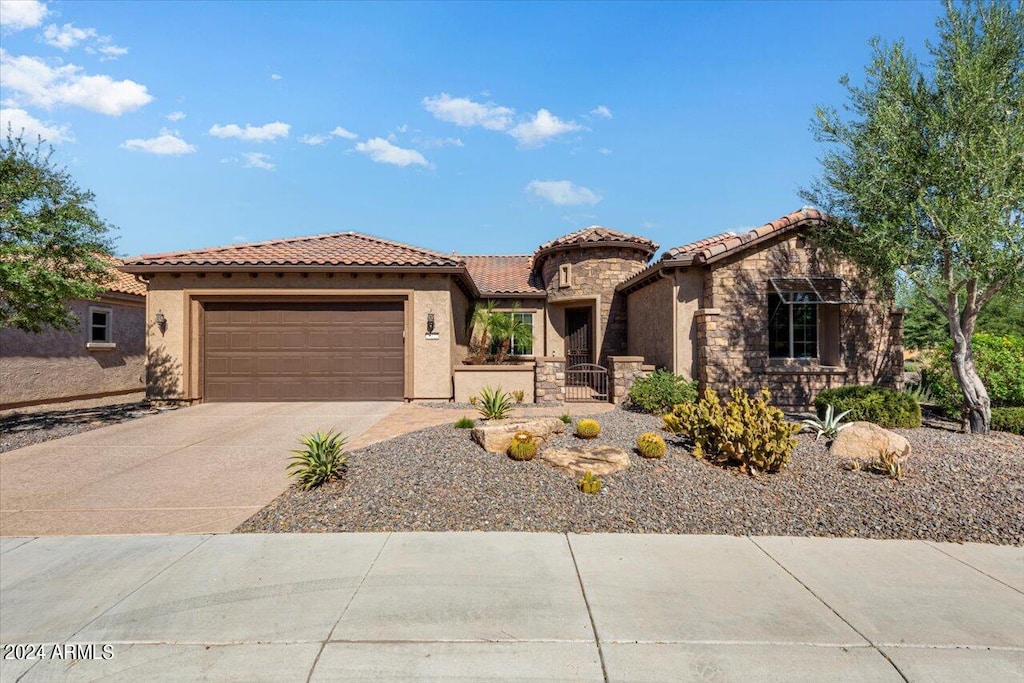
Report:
476,385,515,420
801,404,852,441
287,429,348,490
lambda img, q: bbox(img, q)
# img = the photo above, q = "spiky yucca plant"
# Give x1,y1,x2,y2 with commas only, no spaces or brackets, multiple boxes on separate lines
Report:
801,404,852,441
575,418,601,439
476,385,514,420
636,432,667,458
287,429,348,490
507,430,538,461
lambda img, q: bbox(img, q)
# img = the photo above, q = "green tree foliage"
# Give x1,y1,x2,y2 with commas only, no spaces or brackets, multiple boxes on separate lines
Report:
904,285,1024,349
1,132,115,333
803,1,1024,433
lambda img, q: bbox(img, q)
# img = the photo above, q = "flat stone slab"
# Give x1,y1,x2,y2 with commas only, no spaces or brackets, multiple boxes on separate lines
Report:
471,416,565,453
540,444,631,476
830,421,911,461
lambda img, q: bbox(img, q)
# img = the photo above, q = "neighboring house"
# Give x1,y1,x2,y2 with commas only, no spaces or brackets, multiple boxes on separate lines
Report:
0,260,147,410
120,208,903,409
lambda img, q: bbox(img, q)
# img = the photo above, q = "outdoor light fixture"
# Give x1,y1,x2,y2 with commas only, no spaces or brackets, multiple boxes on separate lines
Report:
155,310,167,334
426,313,435,334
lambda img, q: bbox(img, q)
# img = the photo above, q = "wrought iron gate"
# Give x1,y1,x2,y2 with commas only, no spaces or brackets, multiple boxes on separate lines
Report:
565,363,609,402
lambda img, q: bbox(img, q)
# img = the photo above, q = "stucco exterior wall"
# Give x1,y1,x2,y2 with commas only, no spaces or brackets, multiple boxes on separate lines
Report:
144,271,461,401
538,246,651,364
674,269,703,380
696,232,902,409
452,364,535,403
0,297,146,408
626,274,675,371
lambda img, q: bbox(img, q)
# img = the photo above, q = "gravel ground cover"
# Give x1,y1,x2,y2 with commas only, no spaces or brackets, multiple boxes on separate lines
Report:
237,408,1024,545
0,401,179,453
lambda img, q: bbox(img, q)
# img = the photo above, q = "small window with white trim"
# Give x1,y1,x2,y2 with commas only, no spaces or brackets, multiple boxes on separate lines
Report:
88,306,112,344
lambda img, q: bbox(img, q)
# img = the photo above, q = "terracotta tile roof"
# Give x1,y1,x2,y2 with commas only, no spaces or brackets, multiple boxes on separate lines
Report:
661,232,737,260
122,232,462,269
664,208,828,264
97,256,146,297
535,226,658,256
463,255,544,295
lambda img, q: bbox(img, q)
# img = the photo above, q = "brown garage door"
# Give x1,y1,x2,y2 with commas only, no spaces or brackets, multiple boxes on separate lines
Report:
203,301,405,401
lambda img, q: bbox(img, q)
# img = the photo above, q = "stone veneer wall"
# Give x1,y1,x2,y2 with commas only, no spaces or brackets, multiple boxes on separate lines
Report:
608,356,652,405
696,233,904,410
534,358,566,404
539,246,651,364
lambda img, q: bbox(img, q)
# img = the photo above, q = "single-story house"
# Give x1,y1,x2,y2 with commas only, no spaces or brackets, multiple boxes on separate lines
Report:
0,259,147,410
120,208,903,409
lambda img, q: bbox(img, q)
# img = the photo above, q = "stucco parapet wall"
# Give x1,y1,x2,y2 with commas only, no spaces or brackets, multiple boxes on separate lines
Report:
453,362,537,372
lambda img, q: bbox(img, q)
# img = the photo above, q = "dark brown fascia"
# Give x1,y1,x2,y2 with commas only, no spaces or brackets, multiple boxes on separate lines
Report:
476,291,547,299
616,257,692,294
118,263,482,298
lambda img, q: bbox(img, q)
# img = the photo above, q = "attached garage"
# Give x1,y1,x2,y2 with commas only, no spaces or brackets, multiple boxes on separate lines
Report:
203,301,405,401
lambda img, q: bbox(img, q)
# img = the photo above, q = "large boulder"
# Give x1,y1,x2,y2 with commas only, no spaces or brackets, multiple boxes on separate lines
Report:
540,444,631,476
471,417,566,453
829,421,912,461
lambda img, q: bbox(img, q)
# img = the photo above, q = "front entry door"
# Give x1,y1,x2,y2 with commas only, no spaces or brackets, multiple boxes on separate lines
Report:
565,307,593,367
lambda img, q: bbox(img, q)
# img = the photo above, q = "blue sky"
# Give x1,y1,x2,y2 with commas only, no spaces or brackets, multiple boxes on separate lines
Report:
1,0,942,259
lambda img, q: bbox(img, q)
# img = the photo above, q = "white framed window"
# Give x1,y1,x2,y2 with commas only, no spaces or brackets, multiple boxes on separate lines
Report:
510,312,534,355
768,292,818,359
87,306,113,346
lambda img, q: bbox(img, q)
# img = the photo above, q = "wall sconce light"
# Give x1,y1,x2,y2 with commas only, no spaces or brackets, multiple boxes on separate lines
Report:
155,310,167,335
426,312,435,334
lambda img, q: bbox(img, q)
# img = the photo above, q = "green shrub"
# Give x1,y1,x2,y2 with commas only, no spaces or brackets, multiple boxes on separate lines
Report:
507,430,538,460
476,386,514,420
577,471,603,494
287,429,348,490
925,334,1024,416
575,418,601,439
991,407,1024,435
663,388,799,473
636,432,667,458
815,386,922,429
454,417,475,429
628,369,698,414
559,413,572,424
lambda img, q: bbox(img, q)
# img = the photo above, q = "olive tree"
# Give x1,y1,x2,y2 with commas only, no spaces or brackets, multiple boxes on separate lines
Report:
1,132,115,333
803,0,1023,433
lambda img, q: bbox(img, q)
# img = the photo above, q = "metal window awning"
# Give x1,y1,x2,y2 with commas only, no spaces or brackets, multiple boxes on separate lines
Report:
769,276,863,304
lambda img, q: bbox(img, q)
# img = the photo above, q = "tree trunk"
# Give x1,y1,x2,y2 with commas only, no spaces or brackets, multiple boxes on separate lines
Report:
949,330,991,435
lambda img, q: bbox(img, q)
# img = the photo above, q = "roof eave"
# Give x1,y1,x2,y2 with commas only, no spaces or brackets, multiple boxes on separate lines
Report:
616,258,691,294
119,263,465,274
533,240,657,267
697,217,827,266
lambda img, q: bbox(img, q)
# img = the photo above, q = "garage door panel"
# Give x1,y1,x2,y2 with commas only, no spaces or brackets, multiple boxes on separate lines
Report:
204,301,405,401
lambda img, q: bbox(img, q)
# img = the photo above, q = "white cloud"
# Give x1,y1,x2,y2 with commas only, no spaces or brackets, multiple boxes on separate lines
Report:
420,136,463,149
121,130,196,156
242,152,275,170
0,107,71,143
0,0,47,31
209,121,290,142
166,111,186,121
509,109,583,148
95,43,127,60
270,73,282,81
330,126,357,140
355,137,429,168
598,147,611,155
422,93,513,131
590,105,613,119
43,23,96,49
525,179,601,206
0,49,152,115
300,133,328,145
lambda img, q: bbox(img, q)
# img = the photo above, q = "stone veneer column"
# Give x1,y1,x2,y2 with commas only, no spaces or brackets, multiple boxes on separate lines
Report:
534,358,566,404
608,356,650,405
694,308,722,394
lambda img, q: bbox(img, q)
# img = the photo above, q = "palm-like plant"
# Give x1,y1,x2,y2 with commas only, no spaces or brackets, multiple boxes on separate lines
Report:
469,300,499,363
489,302,534,362
801,404,852,441
287,429,348,490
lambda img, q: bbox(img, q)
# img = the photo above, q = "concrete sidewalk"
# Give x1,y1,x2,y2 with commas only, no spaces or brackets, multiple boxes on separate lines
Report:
1,533,1021,682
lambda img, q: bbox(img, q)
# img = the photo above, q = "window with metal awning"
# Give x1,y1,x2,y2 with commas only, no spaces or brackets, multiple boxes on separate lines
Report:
768,276,863,304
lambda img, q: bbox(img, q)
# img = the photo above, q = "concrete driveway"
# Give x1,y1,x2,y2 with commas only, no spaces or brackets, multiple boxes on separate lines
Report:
0,402,399,536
